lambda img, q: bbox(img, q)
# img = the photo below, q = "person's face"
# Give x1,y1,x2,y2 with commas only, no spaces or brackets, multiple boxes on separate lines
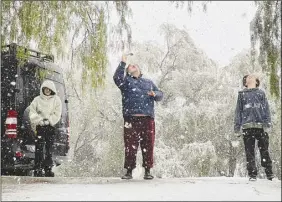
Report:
127,64,139,74
246,75,256,85
43,87,51,96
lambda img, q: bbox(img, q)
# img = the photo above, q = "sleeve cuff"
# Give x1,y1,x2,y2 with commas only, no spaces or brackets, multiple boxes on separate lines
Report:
234,126,241,133
263,123,272,128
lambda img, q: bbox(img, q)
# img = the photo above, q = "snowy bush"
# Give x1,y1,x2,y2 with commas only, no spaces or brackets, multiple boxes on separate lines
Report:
180,141,217,177
154,140,186,178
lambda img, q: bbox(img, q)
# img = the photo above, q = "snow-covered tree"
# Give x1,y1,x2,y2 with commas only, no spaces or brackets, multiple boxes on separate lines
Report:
57,23,280,179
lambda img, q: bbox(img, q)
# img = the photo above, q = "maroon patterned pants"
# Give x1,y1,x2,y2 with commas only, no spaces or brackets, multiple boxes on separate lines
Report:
123,116,155,170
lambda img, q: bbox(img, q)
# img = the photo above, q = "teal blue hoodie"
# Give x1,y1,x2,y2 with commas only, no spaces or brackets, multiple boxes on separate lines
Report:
234,88,271,133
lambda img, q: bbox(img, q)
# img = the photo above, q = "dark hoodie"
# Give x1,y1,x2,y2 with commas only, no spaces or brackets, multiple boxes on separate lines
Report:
234,88,271,133
113,61,163,118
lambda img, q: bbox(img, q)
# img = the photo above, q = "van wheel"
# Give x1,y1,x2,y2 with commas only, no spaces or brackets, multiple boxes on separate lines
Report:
26,169,33,176
14,169,25,176
15,169,31,176
1,169,15,176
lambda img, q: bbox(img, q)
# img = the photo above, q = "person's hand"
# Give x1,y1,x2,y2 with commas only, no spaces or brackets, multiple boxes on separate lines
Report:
234,127,242,137
264,127,272,134
122,54,127,63
39,120,44,126
148,91,156,97
236,133,241,138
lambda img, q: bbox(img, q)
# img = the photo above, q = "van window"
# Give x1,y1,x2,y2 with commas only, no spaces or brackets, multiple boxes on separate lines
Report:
22,67,41,106
22,65,64,104
1,56,18,107
38,69,64,84
52,82,68,124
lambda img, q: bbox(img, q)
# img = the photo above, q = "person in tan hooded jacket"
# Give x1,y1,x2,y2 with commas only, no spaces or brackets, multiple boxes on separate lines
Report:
29,80,62,177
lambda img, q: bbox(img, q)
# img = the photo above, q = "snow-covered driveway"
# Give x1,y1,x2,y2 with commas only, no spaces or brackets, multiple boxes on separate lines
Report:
1,176,281,201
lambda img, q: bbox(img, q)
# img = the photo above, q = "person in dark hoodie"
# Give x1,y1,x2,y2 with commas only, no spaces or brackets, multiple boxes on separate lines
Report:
29,80,62,177
113,54,163,180
234,74,274,181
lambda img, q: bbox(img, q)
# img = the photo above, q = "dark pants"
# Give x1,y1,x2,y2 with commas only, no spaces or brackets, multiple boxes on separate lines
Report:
123,116,155,170
35,125,55,170
242,128,273,177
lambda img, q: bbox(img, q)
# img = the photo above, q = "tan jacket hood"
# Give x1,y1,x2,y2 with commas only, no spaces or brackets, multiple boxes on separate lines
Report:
40,80,57,99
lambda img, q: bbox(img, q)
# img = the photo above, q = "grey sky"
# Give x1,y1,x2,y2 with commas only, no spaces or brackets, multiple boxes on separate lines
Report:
127,1,257,67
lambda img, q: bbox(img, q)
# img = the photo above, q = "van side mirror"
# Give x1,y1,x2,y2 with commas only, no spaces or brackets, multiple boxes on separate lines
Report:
65,99,69,104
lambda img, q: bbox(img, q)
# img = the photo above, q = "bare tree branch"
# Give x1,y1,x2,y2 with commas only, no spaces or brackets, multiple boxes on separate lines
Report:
73,85,82,102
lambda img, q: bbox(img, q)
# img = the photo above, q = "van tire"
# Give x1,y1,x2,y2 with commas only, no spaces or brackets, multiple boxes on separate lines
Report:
1,168,15,176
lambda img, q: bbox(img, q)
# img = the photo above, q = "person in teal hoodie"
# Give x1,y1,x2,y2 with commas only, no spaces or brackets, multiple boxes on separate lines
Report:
234,74,274,181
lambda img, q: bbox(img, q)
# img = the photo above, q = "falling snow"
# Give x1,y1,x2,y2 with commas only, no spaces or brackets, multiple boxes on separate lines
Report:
1,2,281,201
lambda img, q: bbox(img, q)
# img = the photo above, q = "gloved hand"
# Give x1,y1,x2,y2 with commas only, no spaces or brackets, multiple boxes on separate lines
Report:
234,129,242,138
43,119,50,126
39,120,45,126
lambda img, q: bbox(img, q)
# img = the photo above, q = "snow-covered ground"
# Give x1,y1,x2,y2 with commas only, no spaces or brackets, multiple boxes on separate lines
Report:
1,176,281,201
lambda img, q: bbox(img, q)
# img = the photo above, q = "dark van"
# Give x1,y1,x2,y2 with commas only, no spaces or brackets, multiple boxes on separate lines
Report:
1,43,70,176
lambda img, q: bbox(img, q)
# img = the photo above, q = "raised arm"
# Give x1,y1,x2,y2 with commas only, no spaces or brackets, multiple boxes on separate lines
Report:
114,54,129,89
113,61,127,89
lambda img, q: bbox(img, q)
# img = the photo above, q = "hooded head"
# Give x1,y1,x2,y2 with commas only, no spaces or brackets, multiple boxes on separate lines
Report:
126,64,142,78
40,80,57,99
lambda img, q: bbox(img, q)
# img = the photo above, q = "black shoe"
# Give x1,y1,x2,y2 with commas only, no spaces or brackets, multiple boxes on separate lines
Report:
34,169,44,177
266,174,274,181
44,168,55,177
249,176,257,181
121,169,132,180
265,167,274,181
144,168,154,180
